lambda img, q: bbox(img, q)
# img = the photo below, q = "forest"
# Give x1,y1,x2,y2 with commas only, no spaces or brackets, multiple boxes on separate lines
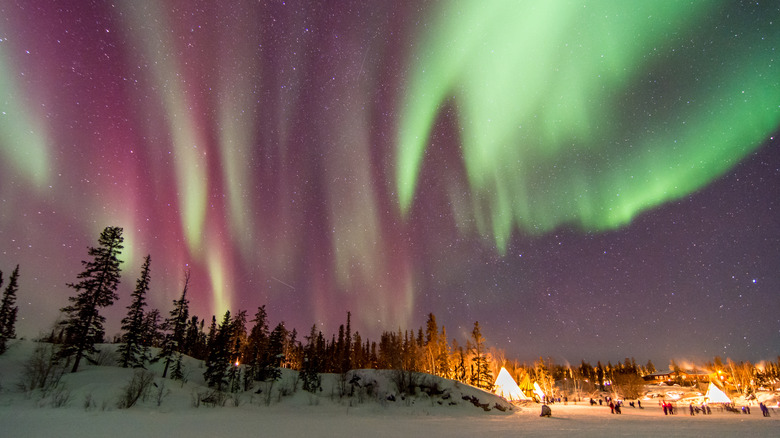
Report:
2,226,778,401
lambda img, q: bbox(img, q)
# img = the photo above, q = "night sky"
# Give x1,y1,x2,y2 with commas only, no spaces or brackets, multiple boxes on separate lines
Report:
1,1,778,364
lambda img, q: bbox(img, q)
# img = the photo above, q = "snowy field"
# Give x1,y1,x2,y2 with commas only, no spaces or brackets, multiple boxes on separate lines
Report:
3,400,778,438
1,341,777,437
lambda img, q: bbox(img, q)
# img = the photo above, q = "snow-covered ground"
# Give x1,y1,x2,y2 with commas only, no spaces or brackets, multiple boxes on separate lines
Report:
1,340,777,437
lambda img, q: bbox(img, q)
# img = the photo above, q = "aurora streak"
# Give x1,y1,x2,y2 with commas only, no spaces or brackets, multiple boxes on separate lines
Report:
398,0,780,251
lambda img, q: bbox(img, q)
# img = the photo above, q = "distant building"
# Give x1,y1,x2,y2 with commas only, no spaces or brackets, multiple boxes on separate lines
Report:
642,370,710,385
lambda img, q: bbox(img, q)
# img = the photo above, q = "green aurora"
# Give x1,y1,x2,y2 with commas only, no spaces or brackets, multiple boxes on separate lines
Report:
397,0,779,252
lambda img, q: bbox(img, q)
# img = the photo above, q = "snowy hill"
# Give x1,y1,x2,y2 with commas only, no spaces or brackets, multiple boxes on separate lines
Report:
1,340,778,438
0,340,511,429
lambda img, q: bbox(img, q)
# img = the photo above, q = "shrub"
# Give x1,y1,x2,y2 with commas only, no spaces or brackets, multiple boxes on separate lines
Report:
17,343,66,395
116,370,155,409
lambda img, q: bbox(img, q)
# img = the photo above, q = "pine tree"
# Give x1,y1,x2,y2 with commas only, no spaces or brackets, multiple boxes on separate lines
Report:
423,313,439,375
469,321,492,390
285,328,301,369
343,312,351,373
226,310,247,392
436,326,451,378
157,271,190,378
204,310,232,390
0,265,20,354
244,305,269,384
117,255,151,368
184,316,207,359
58,226,124,372
229,310,247,366
300,324,322,393
141,308,164,348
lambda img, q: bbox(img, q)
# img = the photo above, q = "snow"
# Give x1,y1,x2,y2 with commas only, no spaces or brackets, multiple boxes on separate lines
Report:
1,340,778,437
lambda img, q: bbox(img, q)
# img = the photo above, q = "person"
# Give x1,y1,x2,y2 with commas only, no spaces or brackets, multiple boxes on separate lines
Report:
663,401,668,415
615,402,622,414
638,399,642,409
540,404,552,417
609,400,615,414
689,403,695,416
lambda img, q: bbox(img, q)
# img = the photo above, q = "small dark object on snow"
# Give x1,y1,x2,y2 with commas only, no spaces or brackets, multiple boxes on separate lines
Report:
540,404,552,417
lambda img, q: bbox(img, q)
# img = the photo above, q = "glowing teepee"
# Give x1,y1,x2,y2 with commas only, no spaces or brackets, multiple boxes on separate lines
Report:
493,367,530,401
533,381,546,401
705,382,731,403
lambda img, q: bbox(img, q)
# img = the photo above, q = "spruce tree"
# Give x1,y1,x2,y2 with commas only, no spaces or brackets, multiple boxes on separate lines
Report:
300,324,322,393
204,310,232,390
157,271,190,378
437,326,451,378
141,308,163,348
58,226,124,372
424,313,439,374
469,321,492,390
118,255,151,368
226,310,247,392
0,265,20,354
343,312,351,373
184,316,207,359
244,305,269,383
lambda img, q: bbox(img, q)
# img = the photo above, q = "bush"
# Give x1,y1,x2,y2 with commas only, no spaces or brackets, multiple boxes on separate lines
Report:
198,389,228,407
116,370,155,409
154,380,171,407
91,348,116,367
613,373,645,400
17,343,66,395
391,369,420,395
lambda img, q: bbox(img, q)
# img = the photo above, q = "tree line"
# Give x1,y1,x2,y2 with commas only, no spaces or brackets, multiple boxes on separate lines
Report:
1,226,778,399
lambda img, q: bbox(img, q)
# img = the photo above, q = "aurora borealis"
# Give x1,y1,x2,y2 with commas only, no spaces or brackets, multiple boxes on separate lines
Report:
0,1,778,363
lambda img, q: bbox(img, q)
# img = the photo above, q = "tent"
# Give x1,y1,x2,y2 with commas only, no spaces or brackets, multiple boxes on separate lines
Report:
705,382,731,403
533,382,546,401
518,374,534,398
493,367,530,401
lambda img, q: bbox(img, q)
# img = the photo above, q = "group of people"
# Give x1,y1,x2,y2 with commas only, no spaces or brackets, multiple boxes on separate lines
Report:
608,398,622,414
688,402,712,415
585,396,775,418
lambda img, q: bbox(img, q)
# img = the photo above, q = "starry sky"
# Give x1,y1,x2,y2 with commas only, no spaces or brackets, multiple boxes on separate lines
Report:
0,1,778,364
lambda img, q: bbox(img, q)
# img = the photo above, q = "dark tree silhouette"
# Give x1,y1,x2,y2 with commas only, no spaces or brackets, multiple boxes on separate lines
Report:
204,310,232,390
300,324,322,393
469,321,492,390
244,305,270,384
58,226,124,372
118,255,151,368
156,271,190,379
0,265,20,354
141,308,164,348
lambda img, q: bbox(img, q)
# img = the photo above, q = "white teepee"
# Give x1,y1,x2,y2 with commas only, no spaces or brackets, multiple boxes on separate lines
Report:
705,382,731,403
493,367,530,401
533,381,546,401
